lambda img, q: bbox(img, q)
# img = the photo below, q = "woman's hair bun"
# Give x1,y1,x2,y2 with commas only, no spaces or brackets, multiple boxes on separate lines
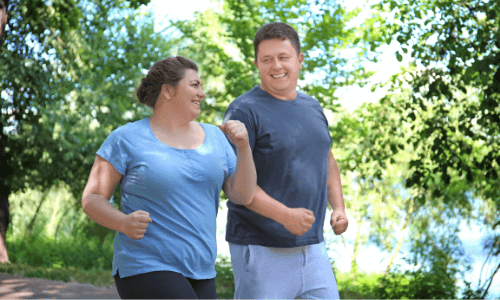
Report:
136,56,199,109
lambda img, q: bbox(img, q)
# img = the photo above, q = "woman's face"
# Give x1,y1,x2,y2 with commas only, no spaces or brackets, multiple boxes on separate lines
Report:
168,69,206,119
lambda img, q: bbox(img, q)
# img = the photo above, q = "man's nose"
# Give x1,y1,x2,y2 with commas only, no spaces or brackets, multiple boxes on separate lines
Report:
271,57,282,69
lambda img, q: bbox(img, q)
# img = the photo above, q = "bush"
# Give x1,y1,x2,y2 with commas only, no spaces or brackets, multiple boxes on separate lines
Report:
374,269,458,299
7,233,114,271
337,271,381,299
215,255,235,299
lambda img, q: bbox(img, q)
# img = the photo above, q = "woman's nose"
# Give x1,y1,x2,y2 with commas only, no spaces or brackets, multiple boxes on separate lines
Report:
199,88,206,98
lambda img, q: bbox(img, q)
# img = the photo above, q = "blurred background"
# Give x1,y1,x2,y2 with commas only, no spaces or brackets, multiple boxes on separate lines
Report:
1,0,499,298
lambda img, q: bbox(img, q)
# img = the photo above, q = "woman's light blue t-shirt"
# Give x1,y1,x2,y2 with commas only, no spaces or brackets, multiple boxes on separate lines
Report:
96,118,236,279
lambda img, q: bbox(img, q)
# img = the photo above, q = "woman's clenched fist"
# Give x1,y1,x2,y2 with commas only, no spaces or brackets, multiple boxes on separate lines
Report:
123,210,152,240
219,120,249,149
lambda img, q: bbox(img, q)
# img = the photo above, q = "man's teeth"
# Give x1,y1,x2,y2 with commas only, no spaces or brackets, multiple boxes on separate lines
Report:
271,74,286,78
192,101,200,105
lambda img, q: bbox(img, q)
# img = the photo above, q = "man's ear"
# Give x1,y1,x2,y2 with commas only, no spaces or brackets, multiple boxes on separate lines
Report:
298,53,304,70
254,59,259,69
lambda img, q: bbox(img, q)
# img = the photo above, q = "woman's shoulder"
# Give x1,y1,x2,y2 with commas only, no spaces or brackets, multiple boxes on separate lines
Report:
111,118,148,136
199,123,218,131
199,123,225,139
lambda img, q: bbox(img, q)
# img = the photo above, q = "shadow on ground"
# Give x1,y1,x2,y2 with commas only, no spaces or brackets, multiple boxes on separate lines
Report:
0,272,119,299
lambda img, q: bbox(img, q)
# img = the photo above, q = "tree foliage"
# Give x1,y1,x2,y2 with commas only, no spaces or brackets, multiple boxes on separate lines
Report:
172,0,383,121
1,0,163,198
350,0,500,296
0,0,159,256
3,0,497,296
369,0,500,206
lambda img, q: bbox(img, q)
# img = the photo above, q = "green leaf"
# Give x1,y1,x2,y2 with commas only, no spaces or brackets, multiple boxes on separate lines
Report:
396,51,403,62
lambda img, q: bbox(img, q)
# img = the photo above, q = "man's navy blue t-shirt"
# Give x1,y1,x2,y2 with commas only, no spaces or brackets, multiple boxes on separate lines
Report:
224,85,332,248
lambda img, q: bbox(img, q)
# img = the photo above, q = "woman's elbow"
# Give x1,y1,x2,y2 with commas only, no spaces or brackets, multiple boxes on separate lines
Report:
81,195,89,213
229,189,255,206
81,193,94,214
244,187,256,206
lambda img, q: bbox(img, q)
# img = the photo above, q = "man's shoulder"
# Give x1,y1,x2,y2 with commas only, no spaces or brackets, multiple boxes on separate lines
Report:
297,90,326,111
297,90,320,103
227,86,263,112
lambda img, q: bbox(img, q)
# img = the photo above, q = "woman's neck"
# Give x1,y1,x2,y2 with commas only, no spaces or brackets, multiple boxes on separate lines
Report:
149,111,193,136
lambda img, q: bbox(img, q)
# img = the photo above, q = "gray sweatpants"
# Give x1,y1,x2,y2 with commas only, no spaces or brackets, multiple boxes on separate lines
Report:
229,241,340,299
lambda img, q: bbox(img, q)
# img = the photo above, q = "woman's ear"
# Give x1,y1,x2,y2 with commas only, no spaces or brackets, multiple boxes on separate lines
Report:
161,84,175,100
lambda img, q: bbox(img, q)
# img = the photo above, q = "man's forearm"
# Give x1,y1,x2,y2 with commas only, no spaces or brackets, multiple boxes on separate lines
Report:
245,185,290,225
327,151,346,212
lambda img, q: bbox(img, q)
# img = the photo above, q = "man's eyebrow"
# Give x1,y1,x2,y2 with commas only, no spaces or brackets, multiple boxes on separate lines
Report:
261,52,291,58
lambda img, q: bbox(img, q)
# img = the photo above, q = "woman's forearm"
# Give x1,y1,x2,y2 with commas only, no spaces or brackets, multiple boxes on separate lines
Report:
82,194,127,233
230,144,257,205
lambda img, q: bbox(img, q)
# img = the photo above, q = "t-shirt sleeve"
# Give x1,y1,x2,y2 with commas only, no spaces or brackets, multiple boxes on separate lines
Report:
96,129,129,175
225,137,237,178
223,108,256,154
323,111,333,145
316,103,333,145
215,126,237,178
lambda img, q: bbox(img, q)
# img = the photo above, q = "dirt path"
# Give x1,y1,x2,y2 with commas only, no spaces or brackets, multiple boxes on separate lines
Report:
0,272,119,299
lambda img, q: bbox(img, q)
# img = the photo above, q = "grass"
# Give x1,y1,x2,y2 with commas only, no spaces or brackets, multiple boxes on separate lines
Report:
0,261,236,299
0,262,115,288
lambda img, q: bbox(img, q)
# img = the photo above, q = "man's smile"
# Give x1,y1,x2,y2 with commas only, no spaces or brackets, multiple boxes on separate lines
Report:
271,73,286,78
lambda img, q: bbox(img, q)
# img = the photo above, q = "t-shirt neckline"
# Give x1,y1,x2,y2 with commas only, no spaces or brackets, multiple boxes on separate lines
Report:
256,85,299,102
145,118,206,151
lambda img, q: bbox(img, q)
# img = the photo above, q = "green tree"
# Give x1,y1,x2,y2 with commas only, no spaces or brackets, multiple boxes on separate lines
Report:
171,0,384,122
365,0,500,295
0,0,151,262
331,97,472,298
329,104,416,274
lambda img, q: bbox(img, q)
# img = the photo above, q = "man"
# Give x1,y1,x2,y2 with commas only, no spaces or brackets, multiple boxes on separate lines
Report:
223,22,349,299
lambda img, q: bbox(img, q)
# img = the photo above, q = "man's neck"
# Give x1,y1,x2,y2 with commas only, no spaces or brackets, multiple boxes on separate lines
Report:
259,84,297,101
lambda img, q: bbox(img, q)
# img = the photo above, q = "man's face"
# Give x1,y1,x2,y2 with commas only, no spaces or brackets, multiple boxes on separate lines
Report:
254,38,304,99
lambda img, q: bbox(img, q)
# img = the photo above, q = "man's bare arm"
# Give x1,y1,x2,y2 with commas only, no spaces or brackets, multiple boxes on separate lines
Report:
327,150,348,235
245,185,315,236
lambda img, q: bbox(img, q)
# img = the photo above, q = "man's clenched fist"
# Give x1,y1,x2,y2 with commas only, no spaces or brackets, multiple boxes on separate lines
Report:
282,207,316,236
330,210,348,235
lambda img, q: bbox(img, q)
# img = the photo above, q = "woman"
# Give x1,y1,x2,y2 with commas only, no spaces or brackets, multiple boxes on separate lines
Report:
82,56,256,299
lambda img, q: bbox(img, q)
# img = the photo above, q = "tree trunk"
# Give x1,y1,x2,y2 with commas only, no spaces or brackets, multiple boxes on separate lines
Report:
482,262,500,299
0,0,11,263
0,123,11,263
350,216,363,273
385,197,415,274
26,189,49,239
54,205,72,239
0,0,9,48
